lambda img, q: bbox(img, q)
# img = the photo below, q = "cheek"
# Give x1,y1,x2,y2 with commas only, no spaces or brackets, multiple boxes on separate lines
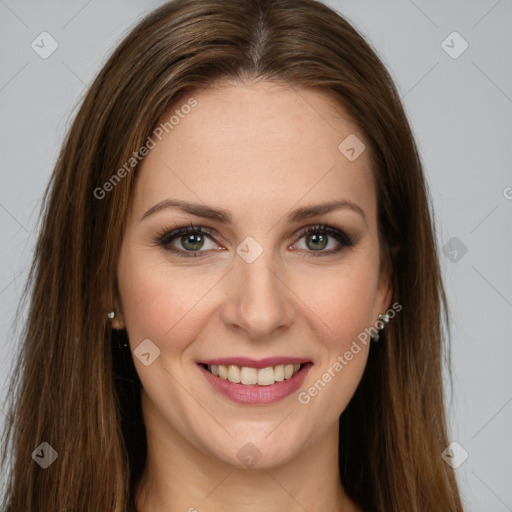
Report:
117,246,216,352
295,265,375,421
295,258,380,346
117,245,174,342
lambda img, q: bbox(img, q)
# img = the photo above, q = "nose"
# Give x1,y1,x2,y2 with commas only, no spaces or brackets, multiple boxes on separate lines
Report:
221,247,296,340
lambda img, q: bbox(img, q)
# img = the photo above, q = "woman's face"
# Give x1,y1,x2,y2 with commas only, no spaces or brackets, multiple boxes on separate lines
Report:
115,82,392,468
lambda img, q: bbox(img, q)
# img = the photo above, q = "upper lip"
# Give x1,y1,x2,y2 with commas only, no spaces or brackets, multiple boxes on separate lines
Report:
198,357,312,369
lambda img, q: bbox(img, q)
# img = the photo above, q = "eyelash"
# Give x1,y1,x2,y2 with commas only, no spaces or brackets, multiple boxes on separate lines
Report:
154,222,354,258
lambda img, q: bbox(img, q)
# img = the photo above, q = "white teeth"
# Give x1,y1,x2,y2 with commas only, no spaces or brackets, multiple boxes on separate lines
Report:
206,363,304,386
257,367,275,386
274,365,284,382
227,365,241,383
240,366,257,385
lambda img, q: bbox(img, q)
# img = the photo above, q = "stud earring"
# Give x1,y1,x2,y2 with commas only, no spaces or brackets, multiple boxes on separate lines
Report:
371,312,392,343
378,313,391,325
107,311,116,320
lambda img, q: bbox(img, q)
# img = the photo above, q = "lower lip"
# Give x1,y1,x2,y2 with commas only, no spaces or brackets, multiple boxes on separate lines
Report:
198,363,313,405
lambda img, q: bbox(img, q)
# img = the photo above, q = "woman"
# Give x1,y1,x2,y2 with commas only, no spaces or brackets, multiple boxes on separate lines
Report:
1,0,465,510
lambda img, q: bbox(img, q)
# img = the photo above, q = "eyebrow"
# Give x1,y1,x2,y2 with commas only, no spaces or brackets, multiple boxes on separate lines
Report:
141,198,367,225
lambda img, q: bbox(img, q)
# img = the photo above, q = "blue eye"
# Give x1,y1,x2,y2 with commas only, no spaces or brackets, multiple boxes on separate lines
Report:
155,223,353,258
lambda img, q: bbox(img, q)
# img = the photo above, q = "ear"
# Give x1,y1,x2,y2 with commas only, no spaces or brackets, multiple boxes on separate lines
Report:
111,308,126,330
109,283,126,330
374,244,398,317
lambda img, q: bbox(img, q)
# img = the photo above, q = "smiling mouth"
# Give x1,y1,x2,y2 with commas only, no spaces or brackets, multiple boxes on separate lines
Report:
200,363,308,386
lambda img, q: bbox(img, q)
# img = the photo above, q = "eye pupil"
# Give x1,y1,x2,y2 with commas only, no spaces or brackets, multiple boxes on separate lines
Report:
159,224,350,258
306,233,328,251
182,232,204,251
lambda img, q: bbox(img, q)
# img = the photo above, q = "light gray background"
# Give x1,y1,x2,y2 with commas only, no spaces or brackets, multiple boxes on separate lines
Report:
0,1,511,510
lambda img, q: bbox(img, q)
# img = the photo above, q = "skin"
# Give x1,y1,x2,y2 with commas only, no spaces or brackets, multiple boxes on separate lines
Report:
113,81,392,512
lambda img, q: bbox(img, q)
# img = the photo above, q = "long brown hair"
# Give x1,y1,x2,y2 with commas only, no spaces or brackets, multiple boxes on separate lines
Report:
1,0,464,510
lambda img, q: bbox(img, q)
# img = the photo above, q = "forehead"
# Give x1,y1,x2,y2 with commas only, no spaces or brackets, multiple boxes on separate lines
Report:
132,82,376,224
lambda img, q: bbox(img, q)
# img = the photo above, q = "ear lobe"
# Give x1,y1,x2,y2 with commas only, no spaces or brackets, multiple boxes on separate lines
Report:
109,281,126,330
111,309,126,330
